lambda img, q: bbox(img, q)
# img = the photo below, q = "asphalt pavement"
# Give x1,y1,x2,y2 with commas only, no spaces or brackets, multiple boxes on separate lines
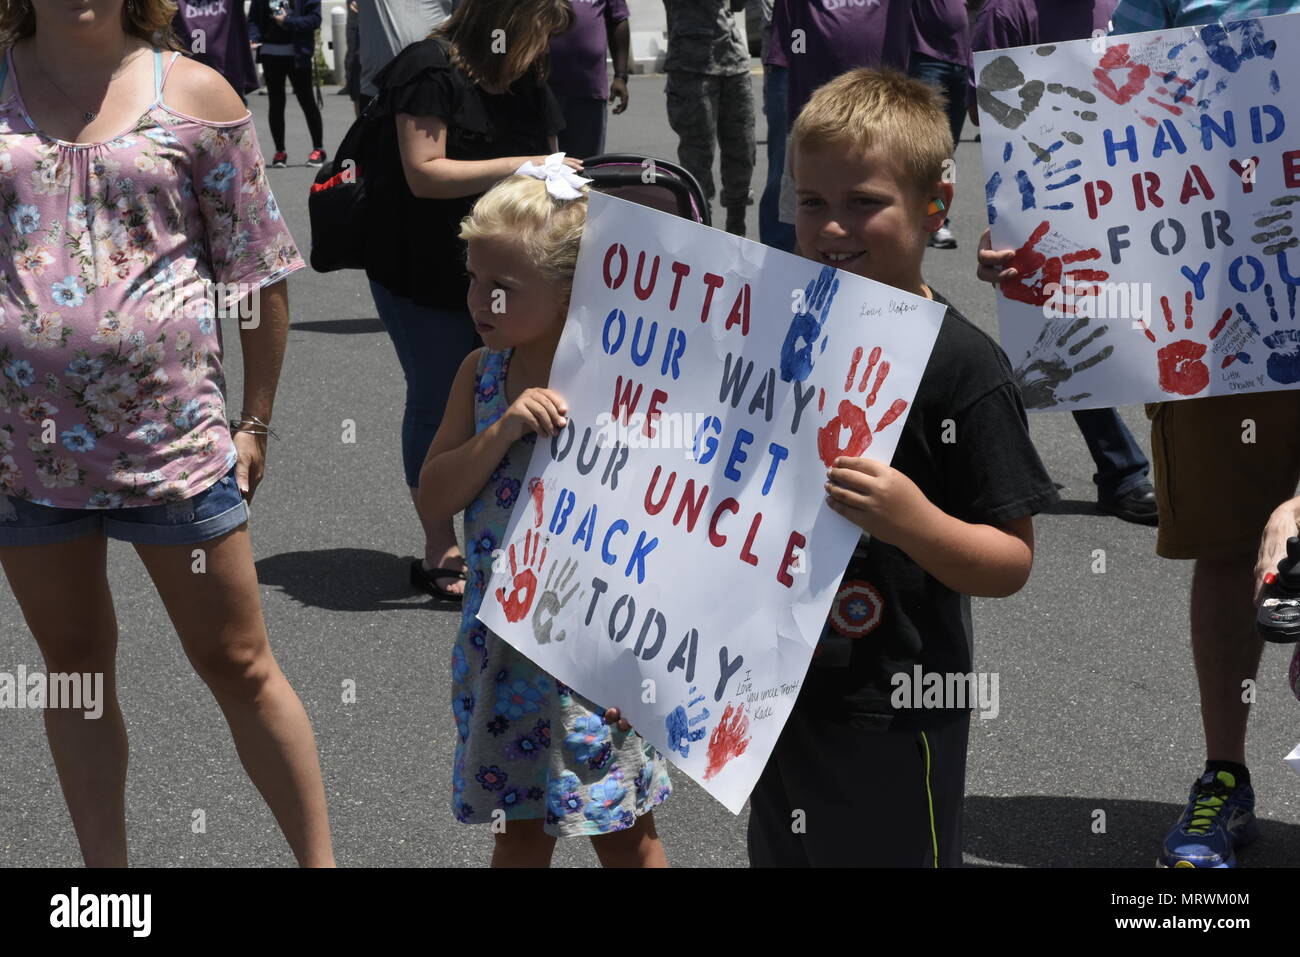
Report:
3,67,1300,868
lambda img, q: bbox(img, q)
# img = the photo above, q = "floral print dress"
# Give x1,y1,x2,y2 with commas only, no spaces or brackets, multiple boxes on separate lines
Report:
0,48,303,508
452,347,673,837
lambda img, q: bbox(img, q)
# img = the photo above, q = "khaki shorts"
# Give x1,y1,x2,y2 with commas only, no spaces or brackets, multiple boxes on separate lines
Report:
1146,390,1300,559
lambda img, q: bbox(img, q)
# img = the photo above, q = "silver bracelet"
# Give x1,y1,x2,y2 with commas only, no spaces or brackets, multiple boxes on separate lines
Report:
230,412,279,441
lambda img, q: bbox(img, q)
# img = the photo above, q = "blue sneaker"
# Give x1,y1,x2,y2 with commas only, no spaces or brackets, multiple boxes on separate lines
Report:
1159,770,1258,868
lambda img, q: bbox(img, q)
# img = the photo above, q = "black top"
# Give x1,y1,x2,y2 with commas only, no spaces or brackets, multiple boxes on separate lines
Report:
362,37,567,311
797,290,1058,730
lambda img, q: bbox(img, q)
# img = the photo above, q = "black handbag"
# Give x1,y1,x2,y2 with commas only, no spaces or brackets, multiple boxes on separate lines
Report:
307,97,381,272
309,37,457,273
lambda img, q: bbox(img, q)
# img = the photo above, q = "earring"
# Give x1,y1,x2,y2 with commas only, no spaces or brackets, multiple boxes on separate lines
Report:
927,197,946,216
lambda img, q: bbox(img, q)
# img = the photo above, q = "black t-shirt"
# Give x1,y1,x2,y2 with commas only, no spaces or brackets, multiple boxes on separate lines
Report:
362,37,566,310
797,289,1058,730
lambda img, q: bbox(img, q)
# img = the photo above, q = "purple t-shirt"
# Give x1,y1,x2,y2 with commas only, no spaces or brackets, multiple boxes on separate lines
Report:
970,0,1118,105
768,0,914,119
548,0,629,101
912,0,971,68
972,0,1117,50
172,0,259,96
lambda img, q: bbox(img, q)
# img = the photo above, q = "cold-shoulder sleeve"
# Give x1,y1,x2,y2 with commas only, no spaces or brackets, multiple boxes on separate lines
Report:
374,38,480,128
189,117,305,289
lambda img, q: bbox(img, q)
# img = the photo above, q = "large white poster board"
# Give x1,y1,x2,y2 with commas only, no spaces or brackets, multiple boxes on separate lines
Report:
477,192,945,813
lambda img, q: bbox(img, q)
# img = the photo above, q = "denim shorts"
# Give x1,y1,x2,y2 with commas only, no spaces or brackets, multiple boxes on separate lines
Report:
0,466,249,547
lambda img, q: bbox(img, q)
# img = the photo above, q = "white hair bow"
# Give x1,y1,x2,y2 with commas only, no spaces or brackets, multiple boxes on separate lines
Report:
514,152,592,200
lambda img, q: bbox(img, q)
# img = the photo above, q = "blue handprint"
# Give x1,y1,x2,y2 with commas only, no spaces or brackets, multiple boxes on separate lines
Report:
986,170,1003,225
1262,329,1300,384
664,687,710,758
986,141,1077,226
780,266,838,384
1157,19,1280,117
1201,19,1277,75
1256,282,1300,384
1231,284,1300,383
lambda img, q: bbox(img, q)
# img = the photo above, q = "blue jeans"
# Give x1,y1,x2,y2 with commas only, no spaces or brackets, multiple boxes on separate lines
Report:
1071,408,1150,501
759,64,796,252
556,95,608,161
369,280,480,488
0,464,248,546
908,53,967,146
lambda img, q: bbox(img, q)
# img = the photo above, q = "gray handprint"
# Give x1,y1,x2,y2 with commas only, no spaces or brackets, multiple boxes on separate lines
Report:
978,56,1045,130
531,557,582,645
1250,194,1299,256
1014,315,1113,409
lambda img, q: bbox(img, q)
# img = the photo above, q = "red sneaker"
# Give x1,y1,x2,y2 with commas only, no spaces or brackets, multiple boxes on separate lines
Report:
270,151,288,168
307,148,327,167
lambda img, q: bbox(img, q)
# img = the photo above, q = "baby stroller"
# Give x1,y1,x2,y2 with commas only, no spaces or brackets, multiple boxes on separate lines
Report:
580,153,711,227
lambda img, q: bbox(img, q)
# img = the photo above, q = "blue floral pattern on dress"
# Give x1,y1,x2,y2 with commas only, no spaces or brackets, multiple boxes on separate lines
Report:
449,348,673,837
565,714,610,765
495,677,546,720
584,778,630,832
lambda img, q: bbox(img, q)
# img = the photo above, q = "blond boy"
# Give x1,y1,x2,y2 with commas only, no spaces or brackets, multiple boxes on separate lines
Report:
747,70,1057,867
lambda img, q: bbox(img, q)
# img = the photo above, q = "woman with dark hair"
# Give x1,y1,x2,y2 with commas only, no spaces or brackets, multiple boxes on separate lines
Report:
362,0,581,601
0,0,334,865
247,0,325,167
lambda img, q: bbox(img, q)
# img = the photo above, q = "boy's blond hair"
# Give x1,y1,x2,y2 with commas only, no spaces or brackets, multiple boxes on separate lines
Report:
459,175,590,304
790,68,954,198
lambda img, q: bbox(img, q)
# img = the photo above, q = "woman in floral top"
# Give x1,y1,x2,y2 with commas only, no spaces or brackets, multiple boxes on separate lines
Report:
0,0,333,865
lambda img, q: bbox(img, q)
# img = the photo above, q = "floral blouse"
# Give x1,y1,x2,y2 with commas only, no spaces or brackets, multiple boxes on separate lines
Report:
0,48,305,508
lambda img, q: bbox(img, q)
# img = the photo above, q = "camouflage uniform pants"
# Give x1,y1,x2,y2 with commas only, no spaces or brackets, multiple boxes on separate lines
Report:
664,70,756,212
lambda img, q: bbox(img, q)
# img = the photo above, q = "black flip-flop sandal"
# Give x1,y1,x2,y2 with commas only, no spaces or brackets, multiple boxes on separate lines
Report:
410,559,467,601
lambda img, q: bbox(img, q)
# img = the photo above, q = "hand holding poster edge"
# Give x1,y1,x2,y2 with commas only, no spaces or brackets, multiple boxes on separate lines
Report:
475,191,944,814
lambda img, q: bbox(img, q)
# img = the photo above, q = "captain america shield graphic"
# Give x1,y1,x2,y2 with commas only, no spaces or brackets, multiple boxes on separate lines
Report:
830,580,883,638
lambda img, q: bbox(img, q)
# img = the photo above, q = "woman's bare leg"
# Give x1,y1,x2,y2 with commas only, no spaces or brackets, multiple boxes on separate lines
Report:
133,525,335,866
0,533,128,867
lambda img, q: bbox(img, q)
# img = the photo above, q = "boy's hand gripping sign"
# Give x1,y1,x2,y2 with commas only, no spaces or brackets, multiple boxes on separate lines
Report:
976,12,1300,411
478,192,944,812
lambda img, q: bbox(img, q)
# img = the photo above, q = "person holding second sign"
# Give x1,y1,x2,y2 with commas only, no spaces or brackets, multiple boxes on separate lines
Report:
747,69,1058,867
977,0,1300,870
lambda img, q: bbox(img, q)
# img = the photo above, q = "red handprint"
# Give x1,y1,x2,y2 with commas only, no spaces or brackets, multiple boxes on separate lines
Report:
703,702,751,781
1093,44,1152,106
1094,41,1208,128
495,528,548,623
1142,291,1233,396
1003,221,1109,309
815,345,909,468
